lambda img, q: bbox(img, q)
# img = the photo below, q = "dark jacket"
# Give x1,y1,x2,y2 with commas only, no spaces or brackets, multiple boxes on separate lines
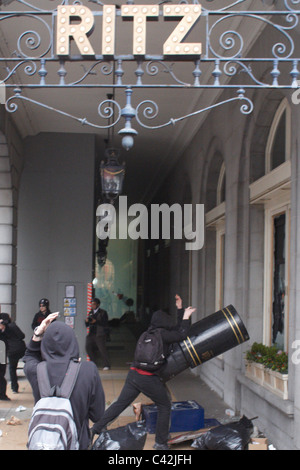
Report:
2,323,26,357
0,314,24,359
0,337,6,364
85,307,109,337
132,308,190,369
24,321,105,449
31,310,52,330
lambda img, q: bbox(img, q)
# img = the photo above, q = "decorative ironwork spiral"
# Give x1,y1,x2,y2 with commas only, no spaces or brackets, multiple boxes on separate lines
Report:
69,61,114,86
207,12,298,60
145,61,190,86
1,60,37,83
136,99,162,129
0,14,53,59
97,98,121,127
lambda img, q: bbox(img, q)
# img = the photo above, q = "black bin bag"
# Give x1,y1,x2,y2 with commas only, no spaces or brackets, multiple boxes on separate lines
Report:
191,416,254,451
92,421,147,451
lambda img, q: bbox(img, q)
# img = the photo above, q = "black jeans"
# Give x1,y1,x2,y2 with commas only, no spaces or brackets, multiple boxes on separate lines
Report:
0,364,7,397
95,369,171,445
8,351,24,392
86,334,110,368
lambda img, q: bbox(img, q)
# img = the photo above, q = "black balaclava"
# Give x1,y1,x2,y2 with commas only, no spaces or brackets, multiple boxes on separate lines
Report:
150,310,175,330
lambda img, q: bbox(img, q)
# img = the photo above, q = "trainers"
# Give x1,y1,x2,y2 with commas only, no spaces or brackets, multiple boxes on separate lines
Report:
153,442,169,450
103,367,110,371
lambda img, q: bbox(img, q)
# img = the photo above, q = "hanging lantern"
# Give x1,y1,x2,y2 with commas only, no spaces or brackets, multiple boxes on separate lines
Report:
100,148,125,203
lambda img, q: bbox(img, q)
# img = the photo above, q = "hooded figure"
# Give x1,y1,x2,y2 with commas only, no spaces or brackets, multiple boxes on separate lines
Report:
92,298,195,450
24,320,105,449
0,313,26,393
41,321,79,387
140,309,186,365
150,309,174,328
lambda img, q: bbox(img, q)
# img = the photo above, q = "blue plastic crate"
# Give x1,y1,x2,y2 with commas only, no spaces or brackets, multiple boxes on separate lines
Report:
142,400,205,433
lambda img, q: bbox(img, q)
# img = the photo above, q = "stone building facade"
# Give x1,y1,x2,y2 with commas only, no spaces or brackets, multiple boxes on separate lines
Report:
0,0,299,450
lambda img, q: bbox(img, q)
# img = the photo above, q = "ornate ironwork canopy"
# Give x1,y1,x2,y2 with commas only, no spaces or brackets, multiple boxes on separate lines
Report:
0,0,299,148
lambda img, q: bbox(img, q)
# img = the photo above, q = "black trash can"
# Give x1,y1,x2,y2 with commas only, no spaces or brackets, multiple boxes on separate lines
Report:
159,305,249,382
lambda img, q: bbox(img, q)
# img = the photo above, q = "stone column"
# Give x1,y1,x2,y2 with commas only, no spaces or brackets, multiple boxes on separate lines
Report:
0,132,14,316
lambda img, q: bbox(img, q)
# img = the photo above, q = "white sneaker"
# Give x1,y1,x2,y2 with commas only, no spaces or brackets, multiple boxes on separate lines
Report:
103,367,110,371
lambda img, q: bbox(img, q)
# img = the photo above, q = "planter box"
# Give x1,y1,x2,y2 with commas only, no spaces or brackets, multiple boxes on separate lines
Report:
245,361,265,385
245,361,288,400
263,368,288,400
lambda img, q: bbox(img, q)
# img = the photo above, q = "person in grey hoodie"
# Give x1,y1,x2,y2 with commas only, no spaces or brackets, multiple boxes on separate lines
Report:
24,312,105,450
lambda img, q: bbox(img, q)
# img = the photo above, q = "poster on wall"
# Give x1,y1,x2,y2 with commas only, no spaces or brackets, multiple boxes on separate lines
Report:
64,296,77,316
65,285,75,298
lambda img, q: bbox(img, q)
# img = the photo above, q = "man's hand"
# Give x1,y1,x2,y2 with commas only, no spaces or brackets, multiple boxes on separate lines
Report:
175,294,182,309
41,312,59,330
33,312,59,339
183,306,196,320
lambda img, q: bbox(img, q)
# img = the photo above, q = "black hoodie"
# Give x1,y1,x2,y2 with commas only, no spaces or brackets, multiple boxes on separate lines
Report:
0,314,25,357
24,321,105,449
137,308,191,363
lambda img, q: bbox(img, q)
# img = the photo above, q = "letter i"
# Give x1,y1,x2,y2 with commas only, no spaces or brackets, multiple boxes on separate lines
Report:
102,5,116,56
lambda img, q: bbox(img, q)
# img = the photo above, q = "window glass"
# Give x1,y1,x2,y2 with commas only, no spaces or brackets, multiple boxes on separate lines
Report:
272,213,286,349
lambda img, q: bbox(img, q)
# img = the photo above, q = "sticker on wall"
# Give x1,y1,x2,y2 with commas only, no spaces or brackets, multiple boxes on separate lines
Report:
65,316,75,328
64,297,77,308
64,307,76,316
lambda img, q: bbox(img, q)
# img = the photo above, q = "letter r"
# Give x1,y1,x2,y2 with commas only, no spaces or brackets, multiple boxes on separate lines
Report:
56,5,95,56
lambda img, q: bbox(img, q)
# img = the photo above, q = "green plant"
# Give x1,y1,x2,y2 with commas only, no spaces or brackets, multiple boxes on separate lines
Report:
246,342,288,374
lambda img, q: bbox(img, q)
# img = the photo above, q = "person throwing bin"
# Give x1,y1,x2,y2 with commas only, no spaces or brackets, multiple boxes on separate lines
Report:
92,294,195,450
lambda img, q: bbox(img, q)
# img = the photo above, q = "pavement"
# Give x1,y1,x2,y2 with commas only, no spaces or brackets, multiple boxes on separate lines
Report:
0,322,243,451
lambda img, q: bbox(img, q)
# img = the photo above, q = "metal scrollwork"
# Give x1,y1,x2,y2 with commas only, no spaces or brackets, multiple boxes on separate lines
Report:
0,13,53,59
223,61,267,87
5,88,122,130
145,61,191,87
68,61,114,86
2,60,37,82
135,88,253,130
1,0,300,148
284,0,300,12
0,1,300,87
206,12,298,60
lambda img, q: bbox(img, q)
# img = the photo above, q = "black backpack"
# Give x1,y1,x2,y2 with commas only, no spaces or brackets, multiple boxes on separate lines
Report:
134,328,166,372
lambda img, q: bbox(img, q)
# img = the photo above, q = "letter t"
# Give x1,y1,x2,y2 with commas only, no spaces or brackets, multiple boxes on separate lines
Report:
121,5,159,55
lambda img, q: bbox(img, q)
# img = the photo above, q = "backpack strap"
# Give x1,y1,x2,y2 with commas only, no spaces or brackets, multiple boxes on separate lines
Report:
37,361,52,398
37,360,81,399
147,326,162,333
60,360,81,399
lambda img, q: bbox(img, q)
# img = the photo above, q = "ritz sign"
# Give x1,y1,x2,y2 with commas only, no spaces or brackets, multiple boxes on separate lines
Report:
56,4,202,57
